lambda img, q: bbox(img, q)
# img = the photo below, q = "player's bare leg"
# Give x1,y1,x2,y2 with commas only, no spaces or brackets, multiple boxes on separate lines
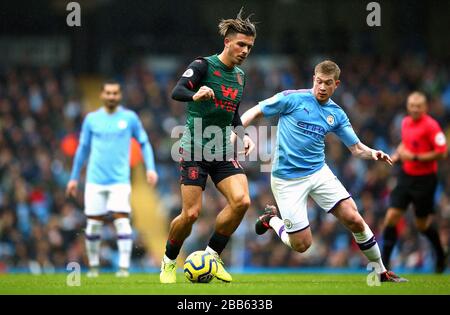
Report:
85,214,105,278
160,185,203,284
112,212,132,278
208,174,250,282
332,199,407,282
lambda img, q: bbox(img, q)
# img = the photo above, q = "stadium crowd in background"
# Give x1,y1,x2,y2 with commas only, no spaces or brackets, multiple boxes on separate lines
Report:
0,53,449,273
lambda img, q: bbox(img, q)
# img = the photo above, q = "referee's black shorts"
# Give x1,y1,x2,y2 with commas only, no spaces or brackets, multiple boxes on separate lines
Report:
389,170,438,218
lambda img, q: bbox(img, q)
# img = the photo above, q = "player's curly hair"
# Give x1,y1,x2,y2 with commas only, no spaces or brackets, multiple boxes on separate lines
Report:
218,8,257,38
315,60,341,80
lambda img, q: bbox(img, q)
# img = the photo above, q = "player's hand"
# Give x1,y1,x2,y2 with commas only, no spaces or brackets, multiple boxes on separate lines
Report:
391,152,400,163
146,170,158,187
65,180,78,198
397,147,415,161
230,131,237,145
238,134,255,156
372,150,393,165
193,86,215,101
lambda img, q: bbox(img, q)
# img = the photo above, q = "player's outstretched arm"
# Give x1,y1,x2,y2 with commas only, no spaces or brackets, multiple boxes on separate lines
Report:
241,104,263,127
348,142,393,165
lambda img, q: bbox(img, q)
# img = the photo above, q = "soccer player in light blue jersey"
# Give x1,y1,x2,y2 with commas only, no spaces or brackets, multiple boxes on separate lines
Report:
241,60,407,282
66,81,158,278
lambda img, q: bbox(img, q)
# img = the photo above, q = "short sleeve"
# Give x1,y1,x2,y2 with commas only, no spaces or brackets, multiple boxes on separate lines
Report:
333,111,360,147
428,120,447,153
258,91,296,117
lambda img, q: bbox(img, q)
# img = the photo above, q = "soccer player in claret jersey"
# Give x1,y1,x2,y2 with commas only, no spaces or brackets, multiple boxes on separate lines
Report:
382,91,448,273
66,81,158,278
241,60,407,282
160,9,256,283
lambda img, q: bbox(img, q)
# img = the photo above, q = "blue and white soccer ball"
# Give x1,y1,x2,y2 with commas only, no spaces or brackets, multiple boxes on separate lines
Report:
183,250,218,283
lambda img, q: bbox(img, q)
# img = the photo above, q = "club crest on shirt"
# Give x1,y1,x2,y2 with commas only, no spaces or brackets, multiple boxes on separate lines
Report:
118,120,128,129
236,73,243,86
326,115,335,126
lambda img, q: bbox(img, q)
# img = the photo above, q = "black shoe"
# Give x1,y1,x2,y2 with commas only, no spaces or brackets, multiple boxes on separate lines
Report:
255,205,278,235
379,270,408,283
435,253,447,274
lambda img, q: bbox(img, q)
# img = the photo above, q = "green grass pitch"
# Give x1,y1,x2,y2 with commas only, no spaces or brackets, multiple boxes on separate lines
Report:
0,273,449,295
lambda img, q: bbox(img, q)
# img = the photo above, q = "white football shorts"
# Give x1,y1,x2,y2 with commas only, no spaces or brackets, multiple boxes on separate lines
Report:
84,183,131,216
271,164,351,233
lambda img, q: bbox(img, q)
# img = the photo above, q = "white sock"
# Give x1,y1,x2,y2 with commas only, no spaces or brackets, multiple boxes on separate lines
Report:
85,219,103,267
114,218,133,270
205,246,218,256
269,217,292,248
353,223,386,272
163,255,176,264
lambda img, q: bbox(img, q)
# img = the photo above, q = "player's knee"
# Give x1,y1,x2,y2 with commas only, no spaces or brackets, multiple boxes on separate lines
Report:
183,208,200,224
342,210,365,232
291,239,311,253
384,208,403,225
231,194,251,211
350,216,365,232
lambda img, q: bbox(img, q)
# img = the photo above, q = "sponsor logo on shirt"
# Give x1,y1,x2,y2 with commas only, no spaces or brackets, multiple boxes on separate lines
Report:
221,85,239,100
297,121,326,138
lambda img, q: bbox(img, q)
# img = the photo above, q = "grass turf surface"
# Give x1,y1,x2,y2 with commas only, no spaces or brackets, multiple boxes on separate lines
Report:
0,273,449,295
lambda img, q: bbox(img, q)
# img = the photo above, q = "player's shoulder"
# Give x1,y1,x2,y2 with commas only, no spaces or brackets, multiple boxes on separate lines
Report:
424,114,441,127
120,106,139,119
192,56,207,64
187,56,208,72
326,98,345,111
402,115,412,125
234,65,245,76
280,88,311,99
85,108,103,120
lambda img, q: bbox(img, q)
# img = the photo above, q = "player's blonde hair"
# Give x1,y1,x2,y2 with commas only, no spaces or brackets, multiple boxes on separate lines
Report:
218,8,257,38
315,60,341,80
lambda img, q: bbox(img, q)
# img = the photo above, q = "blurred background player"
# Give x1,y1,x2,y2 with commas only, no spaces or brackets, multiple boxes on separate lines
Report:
160,9,256,283
66,81,158,277
241,60,407,282
382,91,448,273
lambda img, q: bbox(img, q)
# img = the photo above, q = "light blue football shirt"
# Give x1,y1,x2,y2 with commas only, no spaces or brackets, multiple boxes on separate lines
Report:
70,106,155,185
259,89,359,179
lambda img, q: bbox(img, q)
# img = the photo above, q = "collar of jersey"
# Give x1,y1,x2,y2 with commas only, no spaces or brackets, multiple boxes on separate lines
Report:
311,90,332,106
213,54,235,72
101,105,123,114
